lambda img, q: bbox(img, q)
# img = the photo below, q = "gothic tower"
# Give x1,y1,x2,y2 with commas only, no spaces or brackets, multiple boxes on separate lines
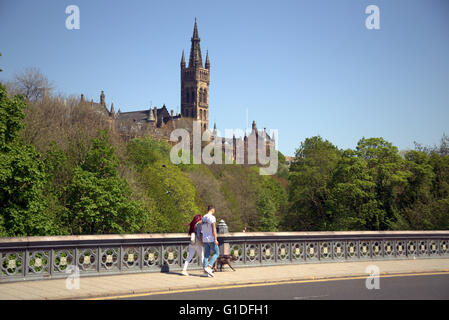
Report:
181,19,210,130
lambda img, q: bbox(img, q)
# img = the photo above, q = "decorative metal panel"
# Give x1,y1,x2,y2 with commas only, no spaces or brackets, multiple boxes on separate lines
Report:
245,243,260,264
333,241,345,260
1,252,24,277
319,242,332,260
78,248,97,272
371,241,382,258
229,244,244,265
395,241,406,257
53,249,74,273
261,243,275,263
291,242,305,261
28,251,50,275
100,248,119,271
359,241,370,259
417,240,428,256
306,242,318,261
346,241,358,260
122,247,139,270
429,240,438,256
162,245,180,268
143,246,161,269
276,243,290,262
384,241,394,257
407,240,417,257
440,240,448,255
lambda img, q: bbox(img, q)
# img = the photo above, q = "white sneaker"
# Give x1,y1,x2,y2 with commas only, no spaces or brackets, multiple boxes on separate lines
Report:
181,270,189,276
204,266,214,277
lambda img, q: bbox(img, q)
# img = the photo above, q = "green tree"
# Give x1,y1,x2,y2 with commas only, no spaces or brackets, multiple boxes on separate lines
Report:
286,136,341,230
140,161,201,232
356,137,411,229
0,84,58,236
64,130,146,234
256,189,279,231
328,150,382,230
127,137,171,171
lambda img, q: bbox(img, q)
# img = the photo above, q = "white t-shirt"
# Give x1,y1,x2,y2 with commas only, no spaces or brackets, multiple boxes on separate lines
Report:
201,213,216,243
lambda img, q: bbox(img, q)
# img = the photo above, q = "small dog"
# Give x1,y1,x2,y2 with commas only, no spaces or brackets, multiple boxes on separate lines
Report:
212,254,238,272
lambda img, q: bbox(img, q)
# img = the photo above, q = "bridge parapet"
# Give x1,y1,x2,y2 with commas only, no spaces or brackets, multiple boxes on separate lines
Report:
1,223,448,282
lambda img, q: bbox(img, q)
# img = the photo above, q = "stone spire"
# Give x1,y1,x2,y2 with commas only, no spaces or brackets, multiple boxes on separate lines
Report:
188,18,203,68
205,50,210,69
153,106,158,124
100,90,105,106
148,107,155,121
181,50,186,68
193,17,199,38
252,120,257,132
110,102,114,115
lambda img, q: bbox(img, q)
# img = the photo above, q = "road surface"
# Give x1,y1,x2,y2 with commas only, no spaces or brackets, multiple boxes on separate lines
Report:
116,273,449,300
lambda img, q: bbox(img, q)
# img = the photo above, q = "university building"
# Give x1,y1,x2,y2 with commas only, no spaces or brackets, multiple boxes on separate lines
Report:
79,20,275,160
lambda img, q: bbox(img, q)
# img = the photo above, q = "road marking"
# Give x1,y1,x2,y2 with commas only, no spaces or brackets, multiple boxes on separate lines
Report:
86,271,449,300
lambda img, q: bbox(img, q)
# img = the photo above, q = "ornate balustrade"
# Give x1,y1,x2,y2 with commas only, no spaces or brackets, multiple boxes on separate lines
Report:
1,222,448,282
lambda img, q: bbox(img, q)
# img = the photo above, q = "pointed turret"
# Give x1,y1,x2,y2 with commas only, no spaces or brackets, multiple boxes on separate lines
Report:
205,50,210,69
110,102,115,115
100,90,105,106
181,50,186,68
188,18,203,68
192,17,199,39
153,106,158,124
148,107,155,121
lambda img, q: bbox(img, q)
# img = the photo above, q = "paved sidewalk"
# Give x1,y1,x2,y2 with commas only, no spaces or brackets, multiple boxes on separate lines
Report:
1,259,448,300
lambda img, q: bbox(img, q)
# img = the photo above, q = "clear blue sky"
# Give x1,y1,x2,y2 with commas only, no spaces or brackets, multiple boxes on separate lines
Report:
1,0,448,156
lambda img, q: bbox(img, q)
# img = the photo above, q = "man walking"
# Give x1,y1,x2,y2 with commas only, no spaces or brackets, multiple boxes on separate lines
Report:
201,205,219,277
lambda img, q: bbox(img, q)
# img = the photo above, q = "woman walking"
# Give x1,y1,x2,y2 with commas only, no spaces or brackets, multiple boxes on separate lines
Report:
181,214,204,276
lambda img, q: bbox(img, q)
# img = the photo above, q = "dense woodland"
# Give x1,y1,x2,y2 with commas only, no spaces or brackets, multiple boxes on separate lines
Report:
0,70,448,237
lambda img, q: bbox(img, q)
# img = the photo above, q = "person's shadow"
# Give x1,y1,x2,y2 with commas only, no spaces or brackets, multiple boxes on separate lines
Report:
160,262,208,277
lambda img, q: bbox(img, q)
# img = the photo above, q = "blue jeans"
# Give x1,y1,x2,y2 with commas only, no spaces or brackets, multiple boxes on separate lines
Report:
203,242,219,269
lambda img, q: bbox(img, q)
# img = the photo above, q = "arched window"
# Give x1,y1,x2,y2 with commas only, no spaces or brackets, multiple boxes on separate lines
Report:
204,90,207,104
186,92,190,103
200,109,203,120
